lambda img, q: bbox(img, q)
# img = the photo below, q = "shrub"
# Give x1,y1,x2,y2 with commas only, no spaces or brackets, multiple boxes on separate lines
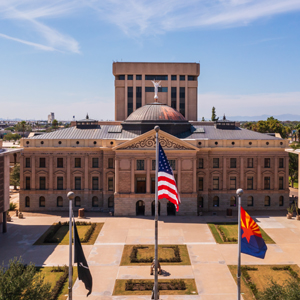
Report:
80,223,96,243
9,202,17,211
44,222,62,243
49,265,68,300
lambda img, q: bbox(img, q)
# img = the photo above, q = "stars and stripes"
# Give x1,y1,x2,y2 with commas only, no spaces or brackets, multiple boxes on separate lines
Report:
158,143,180,211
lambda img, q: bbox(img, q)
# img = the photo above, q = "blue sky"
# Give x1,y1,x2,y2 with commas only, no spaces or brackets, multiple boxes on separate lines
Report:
0,0,300,121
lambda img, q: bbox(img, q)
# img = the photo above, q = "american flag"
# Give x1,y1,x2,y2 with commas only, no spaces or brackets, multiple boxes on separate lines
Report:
158,143,180,211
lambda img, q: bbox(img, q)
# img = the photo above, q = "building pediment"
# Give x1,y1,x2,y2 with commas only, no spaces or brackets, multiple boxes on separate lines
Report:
114,129,197,151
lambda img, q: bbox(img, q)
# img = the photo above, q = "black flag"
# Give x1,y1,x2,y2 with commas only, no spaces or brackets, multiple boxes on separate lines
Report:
74,222,93,296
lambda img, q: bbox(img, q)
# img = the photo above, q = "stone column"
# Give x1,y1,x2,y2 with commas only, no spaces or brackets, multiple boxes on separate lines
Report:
66,156,71,190
240,157,244,189
176,77,179,111
19,154,24,190
131,158,135,193
177,159,181,192
146,158,151,193
274,156,278,190
125,78,128,118
115,159,119,193
193,158,197,193
167,74,171,106
257,157,261,190
142,75,145,107
223,157,227,190
49,155,53,190
84,155,89,191
185,76,188,120
31,156,35,190
133,76,136,112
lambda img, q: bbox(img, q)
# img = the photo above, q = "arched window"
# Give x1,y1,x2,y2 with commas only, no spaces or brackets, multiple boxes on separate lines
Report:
279,196,284,207
57,196,63,207
213,196,219,207
75,196,81,207
230,196,236,207
25,196,30,207
39,196,45,207
264,196,270,206
136,200,145,216
108,196,114,208
92,196,98,207
247,196,253,207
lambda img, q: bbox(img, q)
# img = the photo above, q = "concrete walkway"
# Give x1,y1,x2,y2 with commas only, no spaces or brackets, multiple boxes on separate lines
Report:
1,212,299,299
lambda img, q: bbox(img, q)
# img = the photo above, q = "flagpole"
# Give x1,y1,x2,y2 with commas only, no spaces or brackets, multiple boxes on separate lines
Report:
236,188,243,300
67,191,75,300
154,125,160,300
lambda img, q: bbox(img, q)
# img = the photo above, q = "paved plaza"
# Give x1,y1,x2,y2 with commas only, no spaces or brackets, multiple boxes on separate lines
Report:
1,210,300,299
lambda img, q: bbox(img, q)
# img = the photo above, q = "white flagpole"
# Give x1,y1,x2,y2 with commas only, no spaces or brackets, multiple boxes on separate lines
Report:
67,191,74,300
154,125,160,300
236,188,243,300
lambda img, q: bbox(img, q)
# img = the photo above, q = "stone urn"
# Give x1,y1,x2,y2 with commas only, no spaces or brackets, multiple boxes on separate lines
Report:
287,213,293,219
7,214,11,222
18,212,23,219
296,215,300,221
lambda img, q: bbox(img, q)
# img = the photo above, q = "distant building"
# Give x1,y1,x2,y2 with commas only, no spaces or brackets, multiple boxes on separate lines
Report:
0,140,22,233
48,113,55,124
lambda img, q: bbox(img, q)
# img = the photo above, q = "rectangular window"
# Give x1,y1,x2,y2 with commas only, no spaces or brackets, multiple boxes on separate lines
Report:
137,160,144,170
198,158,204,169
151,177,155,193
279,177,284,190
136,75,142,80
57,177,63,190
188,75,196,81
25,158,30,168
57,158,63,168
247,177,253,190
247,196,254,206
127,86,133,116
171,75,177,81
92,158,99,168
213,177,219,190
75,177,81,190
247,158,253,168
118,75,125,80
39,158,46,168
264,158,270,168
92,177,99,190
230,158,237,168
127,74,133,80
279,158,284,168
39,177,46,190
213,158,219,168
199,177,203,191
152,160,156,170
136,177,146,193
108,177,114,191
230,197,236,207
179,87,185,117
180,75,185,81
75,158,81,168
136,87,142,109
25,177,31,190
169,160,176,170
145,87,168,92
264,177,270,190
108,158,114,169
279,196,284,206
230,177,236,190
171,87,177,109
264,196,270,206
145,75,168,81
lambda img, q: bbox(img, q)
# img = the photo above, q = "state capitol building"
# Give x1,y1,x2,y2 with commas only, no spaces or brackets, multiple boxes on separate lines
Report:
19,62,289,216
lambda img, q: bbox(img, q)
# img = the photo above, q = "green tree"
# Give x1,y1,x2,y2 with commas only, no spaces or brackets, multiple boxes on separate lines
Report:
4,133,21,142
10,163,20,190
15,121,32,137
52,119,58,130
253,117,288,139
0,258,52,300
201,117,205,121
289,143,300,188
211,107,218,121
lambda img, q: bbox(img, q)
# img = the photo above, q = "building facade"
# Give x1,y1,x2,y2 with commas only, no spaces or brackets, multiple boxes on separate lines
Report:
113,62,200,121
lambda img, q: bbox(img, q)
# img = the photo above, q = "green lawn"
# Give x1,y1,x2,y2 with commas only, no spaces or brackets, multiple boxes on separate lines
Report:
113,279,198,295
120,245,191,266
228,265,300,300
34,223,103,245
36,266,77,300
208,223,275,244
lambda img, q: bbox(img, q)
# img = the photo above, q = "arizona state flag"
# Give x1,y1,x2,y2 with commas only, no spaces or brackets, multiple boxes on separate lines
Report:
74,222,93,296
241,207,267,259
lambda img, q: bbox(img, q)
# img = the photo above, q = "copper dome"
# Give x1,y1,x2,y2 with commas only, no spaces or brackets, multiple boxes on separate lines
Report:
125,102,186,122
122,102,191,135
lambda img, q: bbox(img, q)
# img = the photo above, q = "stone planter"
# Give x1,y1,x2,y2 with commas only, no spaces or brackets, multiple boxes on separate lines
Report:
18,212,23,219
7,214,11,222
296,215,300,220
287,213,293,219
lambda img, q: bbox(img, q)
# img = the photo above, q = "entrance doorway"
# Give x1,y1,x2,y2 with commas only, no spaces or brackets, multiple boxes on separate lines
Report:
151,201,160,216
167,201,176,216
136,200,145,215
136,177,146,193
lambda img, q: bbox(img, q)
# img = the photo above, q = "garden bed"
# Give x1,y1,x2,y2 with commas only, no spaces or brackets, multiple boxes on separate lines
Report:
34,221,103,245
120,245,190,266
208,222,275,244
228,265,300,300
113,279,197,295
